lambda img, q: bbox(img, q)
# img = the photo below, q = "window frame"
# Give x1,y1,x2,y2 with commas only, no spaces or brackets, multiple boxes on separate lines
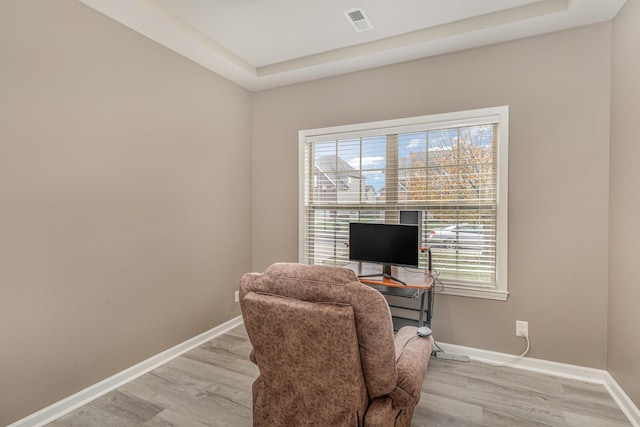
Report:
299,106,509,301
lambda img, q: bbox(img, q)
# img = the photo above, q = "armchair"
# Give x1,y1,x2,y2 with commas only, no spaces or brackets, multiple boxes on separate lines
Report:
239,262,433,426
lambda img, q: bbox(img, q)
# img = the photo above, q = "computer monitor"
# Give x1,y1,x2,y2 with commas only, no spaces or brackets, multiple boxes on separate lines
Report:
349,222,419,285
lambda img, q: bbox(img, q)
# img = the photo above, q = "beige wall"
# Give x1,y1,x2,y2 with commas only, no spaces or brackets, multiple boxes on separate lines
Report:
5,1,638,423
609,0,640,406
0,1,251,424
252,24,611,368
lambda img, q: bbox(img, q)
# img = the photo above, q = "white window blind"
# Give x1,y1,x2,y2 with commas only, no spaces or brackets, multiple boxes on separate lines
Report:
299,107,508,299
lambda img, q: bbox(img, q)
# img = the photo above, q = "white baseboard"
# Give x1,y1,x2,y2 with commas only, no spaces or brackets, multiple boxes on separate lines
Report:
9,315,244,427
437,341,640,427
605,372,640,427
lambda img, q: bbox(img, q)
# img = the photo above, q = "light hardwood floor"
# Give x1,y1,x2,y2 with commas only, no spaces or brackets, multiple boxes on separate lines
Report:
49,325,631,427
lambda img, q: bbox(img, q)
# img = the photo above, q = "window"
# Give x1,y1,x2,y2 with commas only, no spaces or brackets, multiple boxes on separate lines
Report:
299,106,509,300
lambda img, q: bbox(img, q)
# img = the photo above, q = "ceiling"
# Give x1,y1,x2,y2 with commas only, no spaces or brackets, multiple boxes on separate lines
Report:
79,0,626,91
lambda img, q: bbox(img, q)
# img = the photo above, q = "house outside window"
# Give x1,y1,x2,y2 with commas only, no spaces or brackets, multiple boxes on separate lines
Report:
299,106,509,300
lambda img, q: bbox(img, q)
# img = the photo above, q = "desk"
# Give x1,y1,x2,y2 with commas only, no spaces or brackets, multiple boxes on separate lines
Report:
346,262,438,328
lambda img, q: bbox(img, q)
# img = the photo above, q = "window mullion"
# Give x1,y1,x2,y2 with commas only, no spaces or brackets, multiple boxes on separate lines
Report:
385,134,399,224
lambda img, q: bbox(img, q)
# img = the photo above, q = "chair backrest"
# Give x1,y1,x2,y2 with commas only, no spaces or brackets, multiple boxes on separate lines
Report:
240,263,398,399
242,292,367,424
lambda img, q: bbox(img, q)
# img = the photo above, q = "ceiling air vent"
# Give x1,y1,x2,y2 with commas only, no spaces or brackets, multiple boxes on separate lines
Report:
344,7,373,32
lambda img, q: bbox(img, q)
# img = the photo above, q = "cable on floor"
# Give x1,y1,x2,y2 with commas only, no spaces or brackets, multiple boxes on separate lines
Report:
475,335,530,367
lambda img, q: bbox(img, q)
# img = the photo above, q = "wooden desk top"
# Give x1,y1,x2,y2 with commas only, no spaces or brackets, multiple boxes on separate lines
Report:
345,262,438,289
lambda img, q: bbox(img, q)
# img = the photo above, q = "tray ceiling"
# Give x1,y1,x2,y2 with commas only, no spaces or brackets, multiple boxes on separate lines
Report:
79,0,626,91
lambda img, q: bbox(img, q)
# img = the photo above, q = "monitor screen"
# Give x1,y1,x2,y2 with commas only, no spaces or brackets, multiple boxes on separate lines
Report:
349,222,419,268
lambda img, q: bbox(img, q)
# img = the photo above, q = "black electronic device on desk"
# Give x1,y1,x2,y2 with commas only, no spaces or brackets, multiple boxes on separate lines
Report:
348,222,419,285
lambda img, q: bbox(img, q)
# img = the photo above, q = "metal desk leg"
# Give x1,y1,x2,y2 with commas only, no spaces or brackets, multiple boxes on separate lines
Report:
426,287,433,327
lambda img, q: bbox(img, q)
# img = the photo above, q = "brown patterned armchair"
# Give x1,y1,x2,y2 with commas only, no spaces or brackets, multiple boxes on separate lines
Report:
239,263,434,426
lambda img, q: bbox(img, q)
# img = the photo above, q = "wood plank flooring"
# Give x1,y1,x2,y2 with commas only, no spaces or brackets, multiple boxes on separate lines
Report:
49,325,631,426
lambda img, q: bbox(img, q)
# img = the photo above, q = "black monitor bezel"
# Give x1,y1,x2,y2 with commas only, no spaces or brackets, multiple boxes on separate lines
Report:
348,222,419,269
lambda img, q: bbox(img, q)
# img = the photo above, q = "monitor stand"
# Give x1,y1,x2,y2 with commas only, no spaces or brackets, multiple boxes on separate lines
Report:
357,264,407,286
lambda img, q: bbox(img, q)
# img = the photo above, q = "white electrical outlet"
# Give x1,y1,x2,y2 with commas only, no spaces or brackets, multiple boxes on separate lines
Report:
516,320,528,337
234,290,239,303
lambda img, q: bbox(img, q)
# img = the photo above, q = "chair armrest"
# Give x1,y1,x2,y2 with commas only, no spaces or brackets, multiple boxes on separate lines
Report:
389,326,433,408
364,396,395,427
